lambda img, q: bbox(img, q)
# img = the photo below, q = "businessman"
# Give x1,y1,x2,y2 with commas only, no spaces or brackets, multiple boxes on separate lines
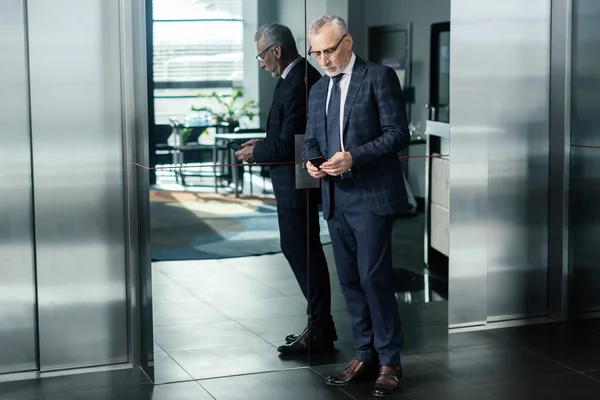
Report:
236,23,337,355
302,15,410,397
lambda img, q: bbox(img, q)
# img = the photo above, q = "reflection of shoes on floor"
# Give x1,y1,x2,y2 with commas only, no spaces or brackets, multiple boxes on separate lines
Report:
277,330,335,355
325,358,379,387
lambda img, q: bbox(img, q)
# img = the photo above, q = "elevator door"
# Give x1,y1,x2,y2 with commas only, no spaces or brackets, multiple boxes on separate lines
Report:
570,0,600,314
27,0,129,370
0,0,38,374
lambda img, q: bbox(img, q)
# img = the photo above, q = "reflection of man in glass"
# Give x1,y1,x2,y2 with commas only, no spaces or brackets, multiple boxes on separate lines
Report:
235,23,337,355
303,15,410,397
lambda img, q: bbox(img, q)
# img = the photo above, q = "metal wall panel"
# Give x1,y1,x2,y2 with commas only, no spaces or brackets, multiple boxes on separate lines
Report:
448,1,489,327
449,0,550,326
27,0,129,370
0,0,38,374
547,0,571,321
485,0,550,321
570,0,600,314
571,0,600,147
570,147,600,312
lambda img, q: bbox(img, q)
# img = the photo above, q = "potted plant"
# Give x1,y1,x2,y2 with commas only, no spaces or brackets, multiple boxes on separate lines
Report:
191,89,259,131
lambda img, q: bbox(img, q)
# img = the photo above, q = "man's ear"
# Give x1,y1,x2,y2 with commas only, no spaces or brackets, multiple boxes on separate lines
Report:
273,44,282,59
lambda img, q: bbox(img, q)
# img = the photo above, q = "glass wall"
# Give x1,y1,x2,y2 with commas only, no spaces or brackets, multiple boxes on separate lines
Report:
146,0,449,385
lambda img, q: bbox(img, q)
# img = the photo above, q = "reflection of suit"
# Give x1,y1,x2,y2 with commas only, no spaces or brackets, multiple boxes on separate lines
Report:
302,55,410,366
253,58,335,338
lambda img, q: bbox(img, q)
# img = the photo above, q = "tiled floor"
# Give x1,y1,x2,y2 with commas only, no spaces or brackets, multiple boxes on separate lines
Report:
4,320,600,399
150,212,448,384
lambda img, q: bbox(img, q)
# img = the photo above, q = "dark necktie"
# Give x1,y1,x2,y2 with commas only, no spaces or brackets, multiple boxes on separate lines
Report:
326,74,344,159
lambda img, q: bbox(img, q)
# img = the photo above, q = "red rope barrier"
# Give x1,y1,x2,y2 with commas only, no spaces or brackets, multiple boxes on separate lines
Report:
132,154,450,171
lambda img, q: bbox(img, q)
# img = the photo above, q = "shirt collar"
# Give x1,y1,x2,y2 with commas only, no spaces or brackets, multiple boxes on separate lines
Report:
281,55,302,79
341,52,356,75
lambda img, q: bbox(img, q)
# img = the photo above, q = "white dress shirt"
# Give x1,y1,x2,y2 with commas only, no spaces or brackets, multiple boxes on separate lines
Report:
325,52,356,151
281,55,302,79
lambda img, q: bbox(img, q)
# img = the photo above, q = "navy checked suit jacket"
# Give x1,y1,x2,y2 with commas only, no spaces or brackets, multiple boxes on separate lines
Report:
253,58,322,209
302,56,411,220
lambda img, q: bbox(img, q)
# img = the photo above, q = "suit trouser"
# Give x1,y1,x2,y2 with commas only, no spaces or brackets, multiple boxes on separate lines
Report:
277,204,335,337
327,179,403,366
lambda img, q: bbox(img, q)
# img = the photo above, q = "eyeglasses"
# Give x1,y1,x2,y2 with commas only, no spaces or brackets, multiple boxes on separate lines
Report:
256,44,275,61
308,34,347,59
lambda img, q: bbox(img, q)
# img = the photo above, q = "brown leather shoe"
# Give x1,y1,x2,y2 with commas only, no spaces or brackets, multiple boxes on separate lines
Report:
372,365,402,397
325,358,377,387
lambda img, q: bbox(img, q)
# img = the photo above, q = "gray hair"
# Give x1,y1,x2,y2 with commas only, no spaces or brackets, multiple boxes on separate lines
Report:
254,23,298,58
309,15,348,36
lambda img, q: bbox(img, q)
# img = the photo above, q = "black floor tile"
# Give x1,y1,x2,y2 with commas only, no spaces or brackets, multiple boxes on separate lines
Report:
153,301,229,327
0,377,69,400
206,296,306,321
0,394,76,400
185,274,286,302
237,315,308,343
71,381,212,400
578,318,600,334
312,355,460,399
418,344,571,386
154,320,265,352
367,385,496,400
200,369,352,400
62,368,151,392
480,372,600,400
448,330,507,349
169,343,308,380
258,277,304,297
582,369,600,382
493,323,600,371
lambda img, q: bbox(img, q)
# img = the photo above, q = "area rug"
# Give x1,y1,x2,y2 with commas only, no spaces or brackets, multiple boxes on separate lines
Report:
150,190,331,261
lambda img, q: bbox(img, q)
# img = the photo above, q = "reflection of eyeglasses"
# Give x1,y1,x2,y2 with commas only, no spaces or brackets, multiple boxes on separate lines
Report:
256,44,276,61
308,34,347,59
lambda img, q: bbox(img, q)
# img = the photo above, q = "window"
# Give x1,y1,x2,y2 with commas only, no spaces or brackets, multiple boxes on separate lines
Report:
152,0,244,125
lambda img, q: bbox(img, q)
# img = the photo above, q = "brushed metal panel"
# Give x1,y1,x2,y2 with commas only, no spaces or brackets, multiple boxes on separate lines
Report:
570,147,600,312
0,0,38,374
448,0,489,327
121,0,154,373
570,0,600,314
547,0,571,321
485,0,550,320
571,0,600,146
27,0,129,370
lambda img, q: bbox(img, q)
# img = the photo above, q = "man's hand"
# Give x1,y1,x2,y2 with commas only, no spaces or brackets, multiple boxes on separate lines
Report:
241,139,264,147
306,161,327,179
235,145,255,163
320,152,353,176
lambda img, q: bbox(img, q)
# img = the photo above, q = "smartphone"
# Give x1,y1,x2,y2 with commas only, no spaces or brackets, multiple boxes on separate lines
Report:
227,141,243,151
309,156,326,168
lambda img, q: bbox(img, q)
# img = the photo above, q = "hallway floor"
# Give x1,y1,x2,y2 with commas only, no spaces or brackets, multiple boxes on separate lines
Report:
2,319,600,399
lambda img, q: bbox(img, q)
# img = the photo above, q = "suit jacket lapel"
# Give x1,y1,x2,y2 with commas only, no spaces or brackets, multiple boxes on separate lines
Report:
342,58,367,134
266,77,284,132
